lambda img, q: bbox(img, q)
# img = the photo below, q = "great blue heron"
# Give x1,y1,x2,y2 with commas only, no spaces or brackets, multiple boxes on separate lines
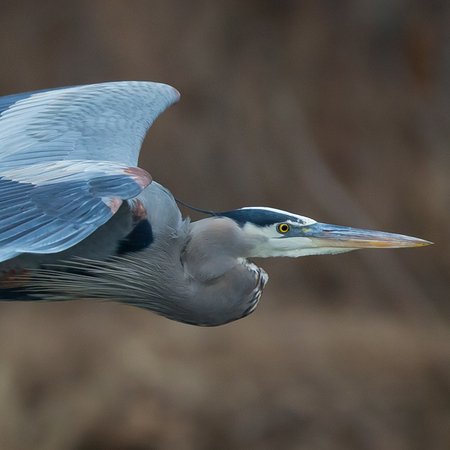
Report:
0,82,431,326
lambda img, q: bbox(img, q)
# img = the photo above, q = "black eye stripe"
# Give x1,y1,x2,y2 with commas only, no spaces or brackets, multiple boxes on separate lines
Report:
217,209,307,227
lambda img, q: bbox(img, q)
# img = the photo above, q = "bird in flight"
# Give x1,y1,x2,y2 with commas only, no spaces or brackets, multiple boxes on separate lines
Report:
0,82,431,326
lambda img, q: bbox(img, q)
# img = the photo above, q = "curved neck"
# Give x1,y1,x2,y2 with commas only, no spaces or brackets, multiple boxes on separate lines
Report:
184,217,252,281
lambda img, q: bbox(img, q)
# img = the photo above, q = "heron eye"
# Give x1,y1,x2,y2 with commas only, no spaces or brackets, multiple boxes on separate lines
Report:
277,223,290,234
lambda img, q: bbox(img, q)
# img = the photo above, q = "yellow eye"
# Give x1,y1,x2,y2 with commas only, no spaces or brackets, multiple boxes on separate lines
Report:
277,223,290,234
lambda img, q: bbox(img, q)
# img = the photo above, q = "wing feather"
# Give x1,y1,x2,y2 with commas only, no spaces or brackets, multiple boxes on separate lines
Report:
0,81,179,168
0,160,152,261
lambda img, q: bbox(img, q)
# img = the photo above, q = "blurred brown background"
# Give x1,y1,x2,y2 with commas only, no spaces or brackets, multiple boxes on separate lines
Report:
0,1,449,449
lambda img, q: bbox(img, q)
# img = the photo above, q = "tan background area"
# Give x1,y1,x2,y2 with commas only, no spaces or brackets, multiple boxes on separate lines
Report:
0,1,449,449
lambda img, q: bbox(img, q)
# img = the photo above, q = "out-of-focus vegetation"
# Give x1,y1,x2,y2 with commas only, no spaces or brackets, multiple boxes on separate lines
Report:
0,1,448,449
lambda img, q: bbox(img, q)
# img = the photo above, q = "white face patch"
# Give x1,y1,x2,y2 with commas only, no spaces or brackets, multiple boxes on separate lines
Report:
236,208,355,258
242,221,358,258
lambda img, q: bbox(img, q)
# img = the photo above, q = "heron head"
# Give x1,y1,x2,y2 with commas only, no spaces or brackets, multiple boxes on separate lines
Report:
217,207,432,258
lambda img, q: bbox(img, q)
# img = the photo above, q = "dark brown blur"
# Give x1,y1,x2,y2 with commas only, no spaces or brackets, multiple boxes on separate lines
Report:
0,1,449,449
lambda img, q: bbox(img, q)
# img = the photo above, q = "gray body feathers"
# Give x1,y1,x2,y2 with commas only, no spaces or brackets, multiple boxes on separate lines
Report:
23,183,267,326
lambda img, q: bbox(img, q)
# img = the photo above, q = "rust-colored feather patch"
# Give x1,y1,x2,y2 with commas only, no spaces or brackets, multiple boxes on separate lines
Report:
123,167,152,190
102,197,123,214
130,199,148,221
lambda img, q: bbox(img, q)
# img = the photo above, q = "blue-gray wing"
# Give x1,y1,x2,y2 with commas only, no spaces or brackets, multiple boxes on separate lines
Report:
0,160,152,262
0,81,179,262
0,81,180,169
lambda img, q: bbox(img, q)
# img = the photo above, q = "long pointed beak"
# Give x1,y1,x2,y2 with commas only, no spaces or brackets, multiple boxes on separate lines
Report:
299,223,432,249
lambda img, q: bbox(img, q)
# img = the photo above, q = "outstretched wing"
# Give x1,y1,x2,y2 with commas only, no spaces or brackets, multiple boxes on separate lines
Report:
0,81,180,168
0,81,179,262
